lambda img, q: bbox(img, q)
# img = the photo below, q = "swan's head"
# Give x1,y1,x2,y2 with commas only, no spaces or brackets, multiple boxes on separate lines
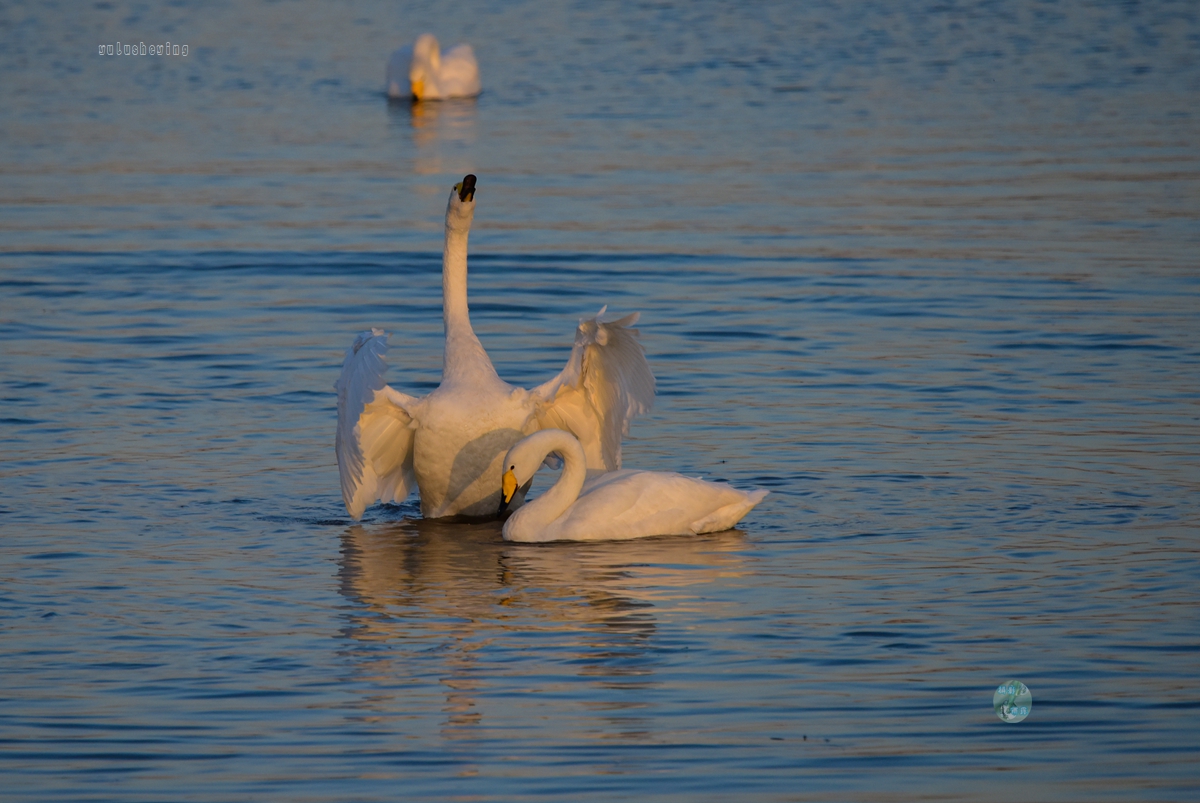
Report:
409,33,440,99
497,464,534,515
445,174,477,230
496,438,543,515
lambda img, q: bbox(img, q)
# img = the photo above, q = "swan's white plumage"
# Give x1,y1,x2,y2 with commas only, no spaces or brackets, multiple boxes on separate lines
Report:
499,429,768,543
335,329,418,519
385,46,413,99
335,176,655,520
532,308,655,470
387,34,480,101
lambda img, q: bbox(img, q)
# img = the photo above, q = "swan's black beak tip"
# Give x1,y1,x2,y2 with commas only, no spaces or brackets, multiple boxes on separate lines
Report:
497,497,509,516
459,174,476,202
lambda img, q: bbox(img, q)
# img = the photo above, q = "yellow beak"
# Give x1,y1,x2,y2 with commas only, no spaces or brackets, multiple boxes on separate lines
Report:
502,468,518,504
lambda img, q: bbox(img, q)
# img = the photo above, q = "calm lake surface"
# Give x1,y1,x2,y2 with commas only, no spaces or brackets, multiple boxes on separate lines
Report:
2,0,1199,800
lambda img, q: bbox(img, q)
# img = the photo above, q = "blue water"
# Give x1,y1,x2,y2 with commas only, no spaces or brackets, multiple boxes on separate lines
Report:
2,1,1199,800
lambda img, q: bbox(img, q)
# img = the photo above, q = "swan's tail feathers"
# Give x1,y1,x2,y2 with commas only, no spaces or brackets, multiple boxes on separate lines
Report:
532,309,656,471
335,329,419,519
689,489,769,534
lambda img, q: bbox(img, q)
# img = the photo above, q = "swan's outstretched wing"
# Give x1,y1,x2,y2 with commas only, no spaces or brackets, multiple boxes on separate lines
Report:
335,329,419,519
532,308,655,471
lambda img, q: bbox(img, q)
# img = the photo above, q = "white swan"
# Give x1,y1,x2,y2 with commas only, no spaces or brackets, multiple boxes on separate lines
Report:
386,34,480,101
336,175,655,520
497,429,768,542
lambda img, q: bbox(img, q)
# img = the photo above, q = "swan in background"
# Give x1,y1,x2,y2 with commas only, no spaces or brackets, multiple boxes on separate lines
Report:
498,429,768,543
336,175,655,520
387,34,481,100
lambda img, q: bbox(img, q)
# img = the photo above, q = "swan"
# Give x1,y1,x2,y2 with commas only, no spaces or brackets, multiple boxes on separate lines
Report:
386,34,480,101
336,174,655,520
497,429,768,542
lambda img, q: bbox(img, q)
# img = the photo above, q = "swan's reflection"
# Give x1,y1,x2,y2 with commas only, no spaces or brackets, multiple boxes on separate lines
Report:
387,98,478,176
337,516,748,741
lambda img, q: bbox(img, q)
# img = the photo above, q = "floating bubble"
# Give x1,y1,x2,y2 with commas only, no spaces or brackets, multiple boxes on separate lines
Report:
993,680,1032,723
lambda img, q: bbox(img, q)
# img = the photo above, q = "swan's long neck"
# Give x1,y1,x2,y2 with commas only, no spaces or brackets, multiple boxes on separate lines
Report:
441,218,498,384
510,430,588,535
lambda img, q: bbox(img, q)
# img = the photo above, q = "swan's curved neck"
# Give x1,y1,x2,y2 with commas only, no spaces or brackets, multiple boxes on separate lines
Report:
512,430,588,534
441,220,497,383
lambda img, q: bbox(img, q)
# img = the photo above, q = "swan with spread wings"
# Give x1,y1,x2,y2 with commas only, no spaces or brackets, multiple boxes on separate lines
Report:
335,175,655,520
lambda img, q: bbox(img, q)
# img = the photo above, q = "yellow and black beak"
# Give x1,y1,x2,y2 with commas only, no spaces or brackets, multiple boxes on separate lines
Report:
456,174,476,202
498,466,518,514
497,466,532,515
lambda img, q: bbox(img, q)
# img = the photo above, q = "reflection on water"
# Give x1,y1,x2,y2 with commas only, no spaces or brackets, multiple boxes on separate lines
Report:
389,97,479,176
338,517,746,740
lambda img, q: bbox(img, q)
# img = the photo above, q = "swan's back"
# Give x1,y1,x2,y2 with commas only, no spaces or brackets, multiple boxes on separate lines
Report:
550,471,765,542
437,44,481,98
